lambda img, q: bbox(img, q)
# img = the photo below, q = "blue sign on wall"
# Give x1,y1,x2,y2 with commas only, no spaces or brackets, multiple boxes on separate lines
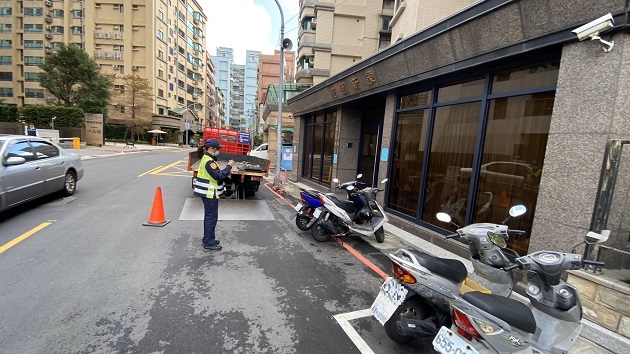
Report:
380,148,389,162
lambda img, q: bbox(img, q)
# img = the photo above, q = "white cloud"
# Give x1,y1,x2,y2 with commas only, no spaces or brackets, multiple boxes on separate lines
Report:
200,0,300,65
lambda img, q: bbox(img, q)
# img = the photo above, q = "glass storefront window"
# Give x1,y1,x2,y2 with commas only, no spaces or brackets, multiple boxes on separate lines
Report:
322,113,336,183
388,109,429,217
303,121,313,177
399,90,432,109
421,102,482,225
437,77,484,103
472,92,554,254
491,61,560,95
303,112,336,183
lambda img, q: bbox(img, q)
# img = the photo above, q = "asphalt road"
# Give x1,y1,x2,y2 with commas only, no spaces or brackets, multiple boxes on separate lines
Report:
0,149,436,354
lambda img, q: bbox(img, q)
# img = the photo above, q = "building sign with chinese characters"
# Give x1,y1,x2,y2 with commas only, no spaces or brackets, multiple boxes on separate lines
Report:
330,70,378,99
85,113,103,145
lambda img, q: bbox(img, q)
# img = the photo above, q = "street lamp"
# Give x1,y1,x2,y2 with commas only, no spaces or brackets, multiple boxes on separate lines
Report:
51,116,56,130
272,0,292,187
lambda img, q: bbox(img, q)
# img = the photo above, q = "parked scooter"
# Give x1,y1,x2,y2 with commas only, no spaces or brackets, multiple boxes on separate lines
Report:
432,231,608,354
370,205,527,344
291,175,367,231
310,177,388,243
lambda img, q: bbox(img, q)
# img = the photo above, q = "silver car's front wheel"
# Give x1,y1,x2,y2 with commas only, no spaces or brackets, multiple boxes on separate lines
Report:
62,171,77,196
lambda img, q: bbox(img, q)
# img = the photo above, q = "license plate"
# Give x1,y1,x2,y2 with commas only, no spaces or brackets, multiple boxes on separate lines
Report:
294,202,303,212
313,208,322,218
433,326,479,354
370,277,407,325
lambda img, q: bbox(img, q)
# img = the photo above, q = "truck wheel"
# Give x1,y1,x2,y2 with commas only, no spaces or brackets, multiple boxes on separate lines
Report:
384,299,428,344
296,215,312,231
311,223,331,242
375,227,385,243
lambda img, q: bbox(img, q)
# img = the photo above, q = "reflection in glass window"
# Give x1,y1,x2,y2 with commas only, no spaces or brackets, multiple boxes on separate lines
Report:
25,88,45,98
388,109,429,217
437,78,484,103
421,102,482,226
7,141,35,160
0,87,12,97
492,61,560,95
473,92,554,254
322,113,336,184
31,141,59,158
399,90,432,109
303,113,336,183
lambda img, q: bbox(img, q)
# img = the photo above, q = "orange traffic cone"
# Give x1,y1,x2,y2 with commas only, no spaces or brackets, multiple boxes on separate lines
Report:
143,186,171,227
498,189,509,208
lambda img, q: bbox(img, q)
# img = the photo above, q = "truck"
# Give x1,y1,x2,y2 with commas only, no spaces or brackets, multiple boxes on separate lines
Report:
187,149,270,199
202,127,251,155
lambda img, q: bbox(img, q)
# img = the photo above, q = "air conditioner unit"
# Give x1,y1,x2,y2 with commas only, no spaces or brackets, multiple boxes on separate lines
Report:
193,35,198,40
94,32,102,38
45,49,52,54
132,66,139,71
46,98,56,103
112,64,119,69
192,65,198,71
45,0,52,6
193,19,198,24
132,26,139,31
46,25,52,31
45,34,53,39
45,18,53,23
45,42,51,48
193,94,198,99
46,11,52,17
97,64,101,68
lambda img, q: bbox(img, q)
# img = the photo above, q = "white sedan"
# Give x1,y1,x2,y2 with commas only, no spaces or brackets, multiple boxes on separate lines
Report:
0,134,84,213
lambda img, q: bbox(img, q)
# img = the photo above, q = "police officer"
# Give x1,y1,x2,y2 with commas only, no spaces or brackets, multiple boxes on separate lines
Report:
193,138,235,251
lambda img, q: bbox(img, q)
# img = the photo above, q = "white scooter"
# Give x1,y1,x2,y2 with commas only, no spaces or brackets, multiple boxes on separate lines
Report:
432,231,608,354
310,177,389,243
371,205,527,344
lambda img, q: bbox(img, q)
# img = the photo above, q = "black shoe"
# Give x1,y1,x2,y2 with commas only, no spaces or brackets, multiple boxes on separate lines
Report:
201,240,220,248
204,244,222,251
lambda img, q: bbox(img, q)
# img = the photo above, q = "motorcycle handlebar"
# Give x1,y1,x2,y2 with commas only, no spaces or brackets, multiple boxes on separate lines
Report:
446,233,460,239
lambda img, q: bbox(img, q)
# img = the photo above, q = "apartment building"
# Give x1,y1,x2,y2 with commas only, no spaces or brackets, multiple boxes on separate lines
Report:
2,0,209,139
257,49,295,112
204,50,218,128
211,47,233,128
230,50,259,133
296,0,394,85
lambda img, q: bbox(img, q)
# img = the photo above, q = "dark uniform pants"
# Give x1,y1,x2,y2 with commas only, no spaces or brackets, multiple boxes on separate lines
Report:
201,197,219,246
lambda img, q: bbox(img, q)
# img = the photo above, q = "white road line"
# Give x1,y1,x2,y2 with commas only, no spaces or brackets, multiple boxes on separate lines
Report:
333,308,375,354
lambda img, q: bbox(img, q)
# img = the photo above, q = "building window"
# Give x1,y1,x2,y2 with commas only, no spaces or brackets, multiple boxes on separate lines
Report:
119,4,124,13
303,112,336,183
158,50,164,60
52,9,64,17
24,24,43,33
24,56,44,66
52,26,64,34
158,88,164,97
382,0,394,9
0,23,11,33
24,7,43,16
387,59,560,254
0,7,12,17
25,88,45,98
158,69,163,78
157,30,163,40
0,87,12,97
72,10,82,18
157,10,163,20
24,40,43,49
0,72,11,81
71,26,82,35
0,56,11,65
72,42,82,49
25,72,40,82
0,39,11,49
301,17,315,31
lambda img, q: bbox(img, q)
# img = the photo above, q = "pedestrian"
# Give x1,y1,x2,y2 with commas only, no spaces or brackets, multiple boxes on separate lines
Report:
193,138,235,251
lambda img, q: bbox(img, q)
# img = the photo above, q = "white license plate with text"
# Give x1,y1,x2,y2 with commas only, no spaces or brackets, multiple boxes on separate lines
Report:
370,277,408,325
294,203,303,212
432,326,479,354
313,208,322,218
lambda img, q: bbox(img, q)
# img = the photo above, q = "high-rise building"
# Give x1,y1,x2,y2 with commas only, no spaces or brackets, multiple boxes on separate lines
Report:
1,0,210,140
257,50,295,111
204,51,218,128
211,47,233,128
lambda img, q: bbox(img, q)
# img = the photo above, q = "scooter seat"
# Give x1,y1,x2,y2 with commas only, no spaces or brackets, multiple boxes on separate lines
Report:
407,250,468,284
328,196,358,215
463,291,537,334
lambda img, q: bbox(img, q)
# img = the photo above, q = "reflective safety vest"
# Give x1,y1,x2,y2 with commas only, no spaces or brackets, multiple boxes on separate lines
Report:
193,154,224,199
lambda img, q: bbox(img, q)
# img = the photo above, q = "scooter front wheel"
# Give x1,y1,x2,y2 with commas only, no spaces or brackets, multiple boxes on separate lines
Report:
384,299,427,344
311,223,331,242
296,214,312,231
375,227,385,243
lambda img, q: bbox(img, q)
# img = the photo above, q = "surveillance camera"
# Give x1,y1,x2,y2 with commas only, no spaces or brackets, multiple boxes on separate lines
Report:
585,230,610,244
572,13,614,41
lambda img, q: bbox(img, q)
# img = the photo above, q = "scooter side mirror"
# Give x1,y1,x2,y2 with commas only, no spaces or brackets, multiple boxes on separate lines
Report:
333,178,339,184
436,212,451,223
509,205,527,218
356,174,363,179
346,185,354,191
380,178,388,184
585,230,610,244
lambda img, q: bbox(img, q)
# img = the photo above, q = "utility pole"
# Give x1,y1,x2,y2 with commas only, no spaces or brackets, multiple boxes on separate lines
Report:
272,0,291,187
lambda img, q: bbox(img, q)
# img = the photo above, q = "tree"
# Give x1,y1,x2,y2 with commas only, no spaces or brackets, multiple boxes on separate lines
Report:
112,74,153,140
38,44,112,115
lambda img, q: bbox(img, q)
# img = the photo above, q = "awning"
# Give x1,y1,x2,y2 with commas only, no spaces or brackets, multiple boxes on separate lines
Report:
170,107,187,114
269,126,294,132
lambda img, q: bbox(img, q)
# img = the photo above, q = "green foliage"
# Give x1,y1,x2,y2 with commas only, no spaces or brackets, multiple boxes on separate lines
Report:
0,103,18,122
253,133,264,146
18,106,85,127
38,44,112,115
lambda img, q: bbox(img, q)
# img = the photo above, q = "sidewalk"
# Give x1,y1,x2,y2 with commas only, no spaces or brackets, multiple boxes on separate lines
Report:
277,177,627,354
71,141,185,156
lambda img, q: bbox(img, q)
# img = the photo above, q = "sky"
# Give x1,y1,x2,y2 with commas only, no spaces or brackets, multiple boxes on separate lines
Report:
200,0,301,65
